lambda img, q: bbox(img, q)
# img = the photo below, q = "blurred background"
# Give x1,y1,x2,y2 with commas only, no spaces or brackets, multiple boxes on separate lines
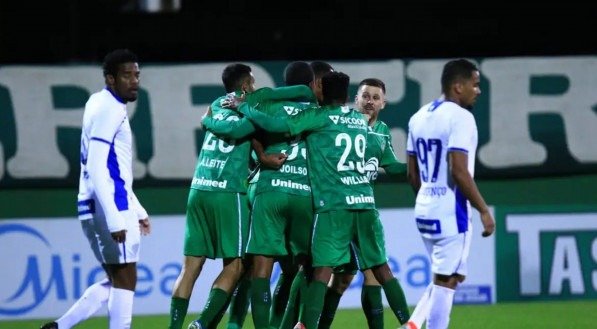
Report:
0,0,596,326
1,0,595,63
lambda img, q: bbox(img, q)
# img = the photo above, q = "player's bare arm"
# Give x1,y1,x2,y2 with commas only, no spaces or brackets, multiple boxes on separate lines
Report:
449,151,496,237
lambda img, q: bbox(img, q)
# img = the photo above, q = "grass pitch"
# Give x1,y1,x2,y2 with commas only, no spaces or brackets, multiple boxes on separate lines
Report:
2,300,593,328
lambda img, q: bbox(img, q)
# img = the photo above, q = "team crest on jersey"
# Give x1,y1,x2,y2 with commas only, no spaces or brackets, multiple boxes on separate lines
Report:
329,115,340,124
364,157,379,181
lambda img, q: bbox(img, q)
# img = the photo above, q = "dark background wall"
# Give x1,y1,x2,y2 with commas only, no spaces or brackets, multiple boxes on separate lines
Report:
1,0,595,64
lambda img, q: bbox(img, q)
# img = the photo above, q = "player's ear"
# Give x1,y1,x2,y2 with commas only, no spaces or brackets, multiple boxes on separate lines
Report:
105,74,115,86
380,98,387,110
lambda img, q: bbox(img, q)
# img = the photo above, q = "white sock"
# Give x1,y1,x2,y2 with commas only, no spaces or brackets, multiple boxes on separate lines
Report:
108,287,135,329
405,283,433,329
56,278,111,329
427,284,455,329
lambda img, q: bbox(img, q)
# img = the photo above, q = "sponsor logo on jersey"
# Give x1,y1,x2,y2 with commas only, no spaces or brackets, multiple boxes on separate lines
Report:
283,106,300,116
345,194,375,205
329,115,367,129
192,177,228,188
271,179,311,191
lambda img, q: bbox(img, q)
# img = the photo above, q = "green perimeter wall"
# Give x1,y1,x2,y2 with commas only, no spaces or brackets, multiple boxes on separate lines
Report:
1,174,595,218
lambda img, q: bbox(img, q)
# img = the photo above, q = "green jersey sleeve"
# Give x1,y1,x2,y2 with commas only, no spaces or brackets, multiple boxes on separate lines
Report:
201,114,256,139
379,128,406,174
247,85,316,104
238,103,327,134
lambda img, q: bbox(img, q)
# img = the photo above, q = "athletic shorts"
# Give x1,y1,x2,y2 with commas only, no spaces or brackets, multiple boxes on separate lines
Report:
80,201,141,265
184,189,249,259
246,192,313,257
422,226,472,276
311,209,386,269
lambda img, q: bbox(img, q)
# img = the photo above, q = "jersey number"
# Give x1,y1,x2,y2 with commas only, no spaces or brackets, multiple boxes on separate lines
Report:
415,138,442,182
203,133,235,153
282,142,307,161
336,133,366,173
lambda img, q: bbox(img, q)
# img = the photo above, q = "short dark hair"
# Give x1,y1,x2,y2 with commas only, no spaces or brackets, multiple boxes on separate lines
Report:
321,71,349,105
441,59,478,94
358,78,386,94
284,61,314,86
310,61,334,79
103,49,138,78
222,63,252,93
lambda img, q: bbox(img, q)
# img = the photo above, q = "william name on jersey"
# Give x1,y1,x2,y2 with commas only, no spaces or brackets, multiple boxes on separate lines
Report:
340,176,369,185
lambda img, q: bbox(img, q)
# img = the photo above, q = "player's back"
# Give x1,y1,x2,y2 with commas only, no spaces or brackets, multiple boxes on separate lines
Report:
408,99,478,238
305,105,375,213
191,96,253,193
255,99,314,197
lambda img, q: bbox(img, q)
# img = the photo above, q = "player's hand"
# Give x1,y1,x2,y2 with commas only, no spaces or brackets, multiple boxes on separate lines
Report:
480,211,495,237
139,217,151,236
200,106,212,130
260,153,288,169
222,91,246,109
111,230,127,243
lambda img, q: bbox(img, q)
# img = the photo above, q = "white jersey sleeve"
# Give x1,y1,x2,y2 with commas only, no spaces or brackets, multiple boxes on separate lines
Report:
129,192,148,219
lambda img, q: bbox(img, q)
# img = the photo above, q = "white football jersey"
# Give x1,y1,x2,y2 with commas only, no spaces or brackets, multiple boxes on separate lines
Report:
406,99,478,238
77,88,146,232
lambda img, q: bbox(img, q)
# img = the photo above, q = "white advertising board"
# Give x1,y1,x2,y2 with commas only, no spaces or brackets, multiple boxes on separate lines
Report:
0,208,495,320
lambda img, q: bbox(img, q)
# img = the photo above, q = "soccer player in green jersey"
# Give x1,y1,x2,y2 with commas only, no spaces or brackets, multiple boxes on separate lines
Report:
318,78,408,329
225,72,410,329
168,63,313,329
245,61,318,329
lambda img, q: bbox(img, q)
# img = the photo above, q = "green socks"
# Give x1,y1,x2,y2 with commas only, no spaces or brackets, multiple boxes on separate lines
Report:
301,280,327,329
227,276,251,329
362,285,384,329
198,288,230,328
270,272,295,328
168,297,190,329
317,288,343,329
382,278,410,324
250,278,272,329
280,269,306,329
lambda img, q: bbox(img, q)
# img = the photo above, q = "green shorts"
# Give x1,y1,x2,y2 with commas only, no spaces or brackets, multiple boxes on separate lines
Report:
183,189,249,259
332,244,359,275
311,209,386,269
246,191,313,257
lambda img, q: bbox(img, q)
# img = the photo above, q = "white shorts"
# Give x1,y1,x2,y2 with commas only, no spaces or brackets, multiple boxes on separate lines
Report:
422,227,472,276
81,208,141,265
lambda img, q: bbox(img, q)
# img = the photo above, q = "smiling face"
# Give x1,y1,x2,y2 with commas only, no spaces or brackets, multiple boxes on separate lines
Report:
355,84,386,125
107,62,140,103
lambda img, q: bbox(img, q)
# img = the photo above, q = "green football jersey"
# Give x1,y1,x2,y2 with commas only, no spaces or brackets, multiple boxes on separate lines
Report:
285,105,376,212
191,96,254,192
254,99,316,197
364,120,405,182
194,85,315,193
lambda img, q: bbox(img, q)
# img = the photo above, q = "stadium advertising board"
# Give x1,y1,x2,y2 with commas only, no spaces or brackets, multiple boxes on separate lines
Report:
0,209,495,320
0,56,595,189
496,208,597,301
